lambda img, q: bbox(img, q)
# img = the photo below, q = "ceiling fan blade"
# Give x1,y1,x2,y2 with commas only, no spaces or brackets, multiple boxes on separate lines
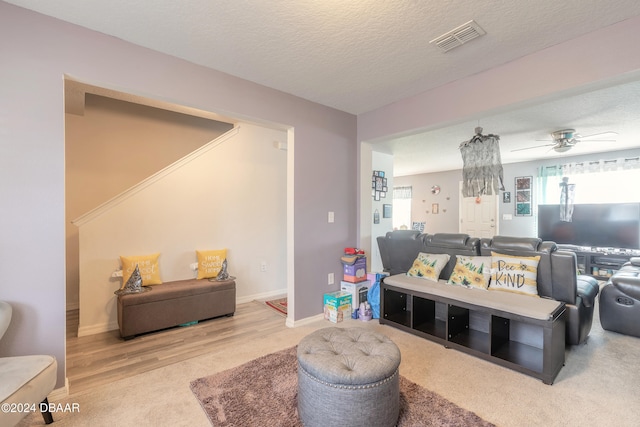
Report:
511,143,555,152
575,131,618,139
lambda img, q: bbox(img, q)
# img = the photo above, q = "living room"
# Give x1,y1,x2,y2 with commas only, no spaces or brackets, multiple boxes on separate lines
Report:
3,2,640,426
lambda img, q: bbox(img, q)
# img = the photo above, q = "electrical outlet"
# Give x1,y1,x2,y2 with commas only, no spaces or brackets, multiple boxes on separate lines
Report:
260,261,267,272
328,273,334,285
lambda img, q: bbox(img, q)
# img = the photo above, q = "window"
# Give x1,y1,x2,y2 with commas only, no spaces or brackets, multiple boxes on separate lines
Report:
538,157,640,204
393,186,412,230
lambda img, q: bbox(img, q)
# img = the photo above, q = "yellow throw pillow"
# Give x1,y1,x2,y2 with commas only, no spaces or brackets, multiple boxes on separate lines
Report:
489,252,540,297
447,256,491,289
406,253,450,282
196,249,227,279
120,253,162,286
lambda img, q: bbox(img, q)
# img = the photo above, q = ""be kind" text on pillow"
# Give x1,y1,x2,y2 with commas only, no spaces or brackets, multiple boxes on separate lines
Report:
489,252,540,297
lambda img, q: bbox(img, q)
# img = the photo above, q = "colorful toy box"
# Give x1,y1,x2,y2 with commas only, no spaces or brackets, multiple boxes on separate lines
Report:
323,291,352,323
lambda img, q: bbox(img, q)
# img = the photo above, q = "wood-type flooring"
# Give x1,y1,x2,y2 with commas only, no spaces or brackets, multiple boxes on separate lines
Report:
65,302,284,394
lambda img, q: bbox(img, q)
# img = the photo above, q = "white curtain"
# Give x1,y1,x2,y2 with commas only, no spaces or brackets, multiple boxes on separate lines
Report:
392,186,412,230
538,156,640,204
393,186,412,199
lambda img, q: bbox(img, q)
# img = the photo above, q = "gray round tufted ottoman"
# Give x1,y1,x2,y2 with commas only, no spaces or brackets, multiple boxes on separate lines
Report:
297,327,401,427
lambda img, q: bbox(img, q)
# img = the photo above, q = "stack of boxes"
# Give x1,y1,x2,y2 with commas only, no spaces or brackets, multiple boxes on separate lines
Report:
324,249,379,322
340,249,370,320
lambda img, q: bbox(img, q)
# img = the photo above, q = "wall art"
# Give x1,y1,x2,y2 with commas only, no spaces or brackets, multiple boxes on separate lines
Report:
515,176,532,216
372,170,387,201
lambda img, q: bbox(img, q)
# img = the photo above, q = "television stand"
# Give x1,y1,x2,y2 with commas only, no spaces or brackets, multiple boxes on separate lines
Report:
557,245,640,279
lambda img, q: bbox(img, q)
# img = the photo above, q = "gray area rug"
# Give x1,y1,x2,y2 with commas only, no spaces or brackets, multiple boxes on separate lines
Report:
190,346,494,426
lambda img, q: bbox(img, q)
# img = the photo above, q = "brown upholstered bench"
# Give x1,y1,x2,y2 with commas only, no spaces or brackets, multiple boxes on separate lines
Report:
116,278,236,339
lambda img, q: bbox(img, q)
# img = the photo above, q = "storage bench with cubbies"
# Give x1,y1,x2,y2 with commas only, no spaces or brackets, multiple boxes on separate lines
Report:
381,275,566,385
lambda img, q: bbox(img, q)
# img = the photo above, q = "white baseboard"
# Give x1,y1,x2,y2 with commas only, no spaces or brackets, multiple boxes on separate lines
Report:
237,288,287,304
77,320,119,337
49,378,69,401
286,313,324,328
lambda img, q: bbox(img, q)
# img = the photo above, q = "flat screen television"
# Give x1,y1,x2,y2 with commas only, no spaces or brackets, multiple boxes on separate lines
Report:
537,203,640,249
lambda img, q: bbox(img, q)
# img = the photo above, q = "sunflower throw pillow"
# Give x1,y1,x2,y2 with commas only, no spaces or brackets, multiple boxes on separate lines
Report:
447,256,491,289
406,253,450,282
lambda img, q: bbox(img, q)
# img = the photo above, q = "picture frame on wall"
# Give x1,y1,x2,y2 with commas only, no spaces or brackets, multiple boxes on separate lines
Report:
383,204,392,218
503,191,511,203
372,170,387,200
515,176,532,216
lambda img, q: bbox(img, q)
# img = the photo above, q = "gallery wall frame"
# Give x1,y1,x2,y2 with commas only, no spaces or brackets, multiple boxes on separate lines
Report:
515,176,532,216
383,204,392,218
372,170,387,201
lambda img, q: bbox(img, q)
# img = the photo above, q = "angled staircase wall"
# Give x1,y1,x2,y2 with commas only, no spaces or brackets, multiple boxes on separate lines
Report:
74,123,288,336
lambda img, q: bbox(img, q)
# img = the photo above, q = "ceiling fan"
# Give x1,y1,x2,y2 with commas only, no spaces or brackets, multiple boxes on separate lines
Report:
512,128,618,153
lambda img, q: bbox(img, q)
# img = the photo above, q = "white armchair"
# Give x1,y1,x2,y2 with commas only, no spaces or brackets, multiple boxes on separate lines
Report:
0,301,58,426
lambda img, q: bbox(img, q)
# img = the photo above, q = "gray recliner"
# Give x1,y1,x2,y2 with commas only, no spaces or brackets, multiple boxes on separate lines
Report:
599,258,640,338
0,301,57,426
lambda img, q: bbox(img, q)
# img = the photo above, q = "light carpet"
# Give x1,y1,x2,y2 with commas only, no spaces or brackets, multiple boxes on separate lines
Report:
190,346,494,426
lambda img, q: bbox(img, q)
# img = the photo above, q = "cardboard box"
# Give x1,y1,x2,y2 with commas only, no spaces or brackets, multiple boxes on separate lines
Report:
343,257,367,283
324,305,351,323
340,280,369,317
324,291,352,310
323,291,352,323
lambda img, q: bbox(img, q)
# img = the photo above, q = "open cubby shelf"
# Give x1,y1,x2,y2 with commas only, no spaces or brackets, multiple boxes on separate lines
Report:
380,283,566,385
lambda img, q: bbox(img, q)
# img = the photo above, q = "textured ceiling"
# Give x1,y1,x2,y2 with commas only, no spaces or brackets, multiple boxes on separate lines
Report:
379,79,640,175
8,0,640,175
8,0,640,114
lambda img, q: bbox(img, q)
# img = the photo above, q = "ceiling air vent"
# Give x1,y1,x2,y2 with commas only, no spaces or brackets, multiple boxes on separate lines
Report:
430,20,486,52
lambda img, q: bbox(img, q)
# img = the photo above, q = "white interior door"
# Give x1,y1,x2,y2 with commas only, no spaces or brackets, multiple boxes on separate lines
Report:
459,182,499,238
